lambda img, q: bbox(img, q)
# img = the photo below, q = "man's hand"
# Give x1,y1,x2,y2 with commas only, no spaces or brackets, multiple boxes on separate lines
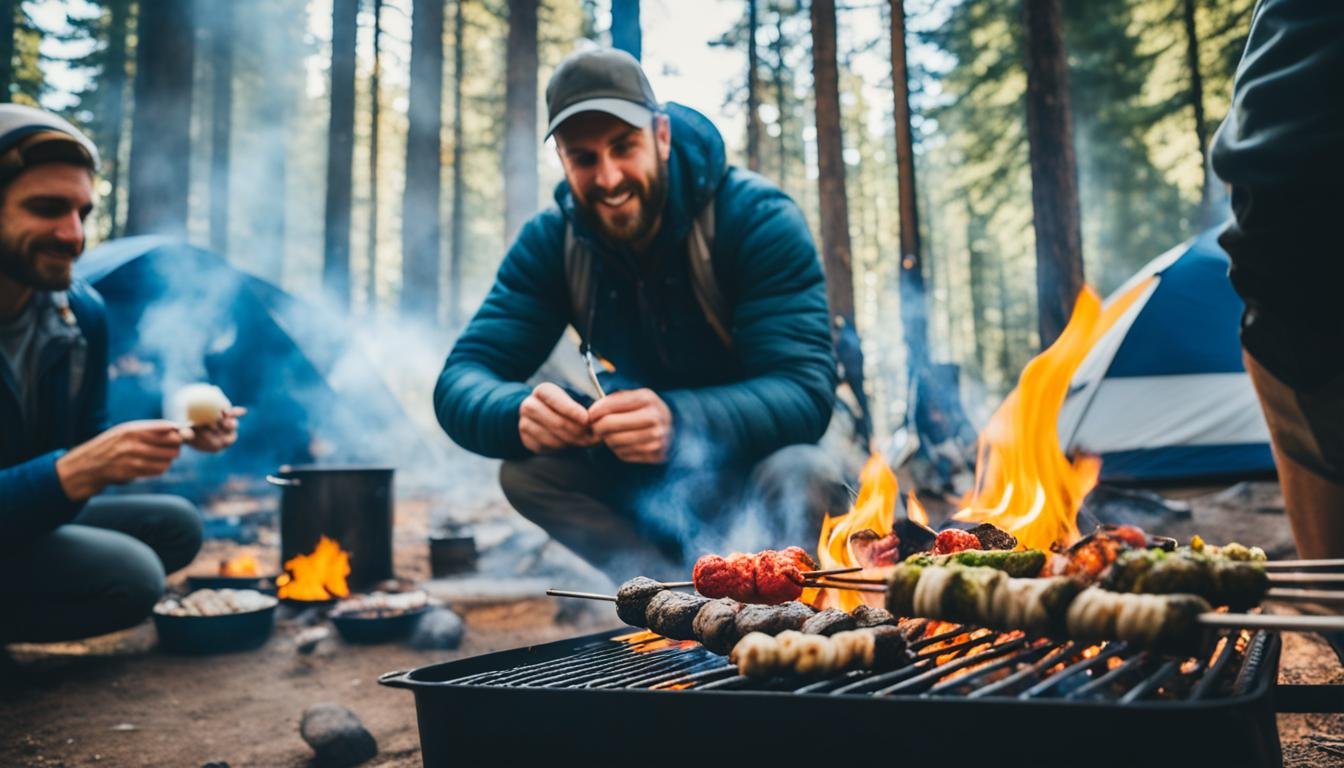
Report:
588,388,673,464
519,382,598,454
186,406,247,453
55,420,186,501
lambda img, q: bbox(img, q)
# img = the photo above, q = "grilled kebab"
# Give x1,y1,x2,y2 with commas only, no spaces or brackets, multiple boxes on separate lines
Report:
730,626,910,678
885,563,1213,654
692,547,817,604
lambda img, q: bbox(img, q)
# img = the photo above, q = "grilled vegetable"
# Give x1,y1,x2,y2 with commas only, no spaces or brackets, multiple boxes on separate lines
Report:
906,548,1047,578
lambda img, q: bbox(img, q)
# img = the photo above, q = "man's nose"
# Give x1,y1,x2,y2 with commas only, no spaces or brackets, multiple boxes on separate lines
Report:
53,210,83,245
593,155,622,193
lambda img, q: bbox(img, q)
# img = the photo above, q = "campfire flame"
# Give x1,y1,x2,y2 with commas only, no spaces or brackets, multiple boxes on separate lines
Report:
219,553,261,577
807,454,917,611
952,281,1153,552
276,536,351,601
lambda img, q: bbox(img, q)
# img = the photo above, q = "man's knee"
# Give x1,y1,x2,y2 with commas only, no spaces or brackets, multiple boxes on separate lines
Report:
143,495,204,573
499,452,600,513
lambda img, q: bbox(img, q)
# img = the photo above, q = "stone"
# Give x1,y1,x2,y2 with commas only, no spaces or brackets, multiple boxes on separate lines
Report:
299,703,377,767
408,607,464,650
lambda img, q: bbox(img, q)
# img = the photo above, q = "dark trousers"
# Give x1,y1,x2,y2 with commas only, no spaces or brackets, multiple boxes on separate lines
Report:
500,444,850,581
1,494,203,643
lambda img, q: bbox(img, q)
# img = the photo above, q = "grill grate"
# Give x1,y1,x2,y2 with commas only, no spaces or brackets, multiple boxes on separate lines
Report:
437,625,1263,705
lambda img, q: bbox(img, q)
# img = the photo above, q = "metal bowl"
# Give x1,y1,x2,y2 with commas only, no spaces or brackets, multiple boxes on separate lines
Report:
153,604,276,655
331,605,431,645
186,574,279,595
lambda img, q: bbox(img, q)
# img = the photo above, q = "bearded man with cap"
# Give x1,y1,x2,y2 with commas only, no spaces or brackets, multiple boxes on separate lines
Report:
0,104,240,645
435,49,846,579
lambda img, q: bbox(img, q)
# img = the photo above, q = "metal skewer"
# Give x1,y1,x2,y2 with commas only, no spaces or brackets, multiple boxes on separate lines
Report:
1266,573,1344,585
1262,558,1344,570
547,589,616,602
802,580,885,593
800,566,864,578
1197,613,1344,632
1264,588,1344,605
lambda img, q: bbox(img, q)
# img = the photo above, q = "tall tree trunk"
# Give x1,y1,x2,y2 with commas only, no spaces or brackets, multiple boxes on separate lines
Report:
448,0,466,327
810,0,854,326
503,0,538,243
209,0,234,256
1021,0,1084,349
102,0,131,238
1181,0,1211,217
323,0,358,308
366,0,383,311
251,0,294,280
0,0,14,101
401,0,445,318
125,0,195,237
611,0,641,60
965,202,991,378
745,0,761,172
771,11,788,189
890,0,928,375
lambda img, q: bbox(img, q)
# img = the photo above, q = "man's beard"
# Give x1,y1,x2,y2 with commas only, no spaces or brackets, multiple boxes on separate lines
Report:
0,227,80,291
578,159,669,246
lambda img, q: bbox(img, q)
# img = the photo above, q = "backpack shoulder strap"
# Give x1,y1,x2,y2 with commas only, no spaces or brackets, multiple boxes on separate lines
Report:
686,202,733,350
564,222,595,341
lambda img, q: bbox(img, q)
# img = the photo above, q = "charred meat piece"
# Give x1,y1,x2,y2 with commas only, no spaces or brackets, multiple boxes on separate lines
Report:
801,608,857,636
966,523,1017,551
734,601,816,637
870,625,912,671
692,598,743,655
849,604,897,628
615,577,664,627
644,590,710,640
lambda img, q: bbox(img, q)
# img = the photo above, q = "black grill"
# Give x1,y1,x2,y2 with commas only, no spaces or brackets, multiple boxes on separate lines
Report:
382,626,1290,767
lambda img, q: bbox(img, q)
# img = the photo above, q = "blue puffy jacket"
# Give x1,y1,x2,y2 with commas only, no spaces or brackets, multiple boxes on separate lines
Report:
0,280,109,543
434,103,836,465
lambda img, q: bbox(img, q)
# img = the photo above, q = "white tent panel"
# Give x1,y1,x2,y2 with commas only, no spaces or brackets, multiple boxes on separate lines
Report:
1069,373,1270,454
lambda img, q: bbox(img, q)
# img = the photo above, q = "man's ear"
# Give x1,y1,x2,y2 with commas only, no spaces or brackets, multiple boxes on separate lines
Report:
654,113,671,163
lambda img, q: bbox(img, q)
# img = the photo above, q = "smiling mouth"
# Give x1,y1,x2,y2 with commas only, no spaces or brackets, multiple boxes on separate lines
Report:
598,191,634,209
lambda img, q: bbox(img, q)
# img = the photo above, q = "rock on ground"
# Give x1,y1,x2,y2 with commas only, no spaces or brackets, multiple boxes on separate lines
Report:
409,607,465,650
300,703,378,767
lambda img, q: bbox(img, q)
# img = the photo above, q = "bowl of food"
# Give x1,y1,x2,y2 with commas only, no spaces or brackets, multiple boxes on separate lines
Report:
153,589,278,654
186,574,278,595
330,591,432,644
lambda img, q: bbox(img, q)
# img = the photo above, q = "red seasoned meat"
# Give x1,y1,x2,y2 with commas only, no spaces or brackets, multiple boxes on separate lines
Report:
931,529,981,555
753,549,805,604
694,554,752,600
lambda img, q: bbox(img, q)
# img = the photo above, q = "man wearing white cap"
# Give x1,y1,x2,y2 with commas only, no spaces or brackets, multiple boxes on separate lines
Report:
0,104,239,645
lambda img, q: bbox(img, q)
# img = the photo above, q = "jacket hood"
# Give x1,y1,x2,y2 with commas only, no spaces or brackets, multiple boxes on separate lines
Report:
554,102,728,247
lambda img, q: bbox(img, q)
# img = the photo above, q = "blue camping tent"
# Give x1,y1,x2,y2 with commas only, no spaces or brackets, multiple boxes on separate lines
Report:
1058,228,1275,483
75,236,441,491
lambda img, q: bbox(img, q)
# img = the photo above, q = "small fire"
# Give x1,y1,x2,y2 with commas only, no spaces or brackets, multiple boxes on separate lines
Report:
807,454,918,611
276,536,351,601
953,281,1154,552
220,553,260,577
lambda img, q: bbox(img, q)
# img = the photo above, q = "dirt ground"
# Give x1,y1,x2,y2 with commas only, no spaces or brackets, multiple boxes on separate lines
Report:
3,481,1343,767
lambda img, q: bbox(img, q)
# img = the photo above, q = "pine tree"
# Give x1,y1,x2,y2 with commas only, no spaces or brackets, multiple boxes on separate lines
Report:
402,0,446,319
125,0,195,237
323,0,359,307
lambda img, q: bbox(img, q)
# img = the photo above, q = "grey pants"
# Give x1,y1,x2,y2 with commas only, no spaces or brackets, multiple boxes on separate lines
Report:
1,494,203,643
500,444,850,581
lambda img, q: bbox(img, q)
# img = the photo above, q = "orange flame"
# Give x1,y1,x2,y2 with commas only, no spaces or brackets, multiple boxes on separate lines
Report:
276,536,351,601
220,553,260,577
808,454,918,611
953,281,1153,552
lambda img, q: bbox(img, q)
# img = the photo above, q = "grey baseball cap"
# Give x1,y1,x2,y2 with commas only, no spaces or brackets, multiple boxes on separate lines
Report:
545,48,659,139
0,104,99,183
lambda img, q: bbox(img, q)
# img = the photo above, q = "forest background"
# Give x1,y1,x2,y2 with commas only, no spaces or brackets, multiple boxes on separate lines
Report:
4,0,1255,443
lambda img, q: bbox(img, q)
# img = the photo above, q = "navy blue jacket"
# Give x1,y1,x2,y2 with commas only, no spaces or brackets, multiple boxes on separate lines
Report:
434,103,836,465
0,280,109,543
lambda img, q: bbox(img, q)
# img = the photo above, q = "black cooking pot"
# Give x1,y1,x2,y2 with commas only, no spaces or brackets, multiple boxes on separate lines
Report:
268,465,394,592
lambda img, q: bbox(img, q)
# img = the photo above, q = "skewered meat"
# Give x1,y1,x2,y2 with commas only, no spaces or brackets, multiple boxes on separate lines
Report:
884,564,1211,653
730,626,909,678
800,608,858,636
644,591,711,640
1100,549,1269,610
849,529,901,568
734,601,815,636
931,529,981,555
1065,587,1210,653
616,577,665,627
966,523,1017,551
692,547,816,604
906,548,1047,578
850,604,897,628
692,598,743,654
